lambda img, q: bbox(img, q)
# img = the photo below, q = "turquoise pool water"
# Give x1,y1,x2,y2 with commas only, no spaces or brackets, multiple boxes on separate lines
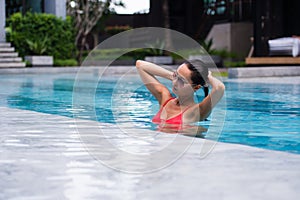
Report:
0,73,299,154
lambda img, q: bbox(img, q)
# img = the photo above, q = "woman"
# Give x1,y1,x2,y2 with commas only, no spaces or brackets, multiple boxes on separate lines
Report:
136,60,225,128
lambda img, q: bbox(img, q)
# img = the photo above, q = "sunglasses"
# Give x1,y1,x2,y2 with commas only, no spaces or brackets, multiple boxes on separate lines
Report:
172,71,190,87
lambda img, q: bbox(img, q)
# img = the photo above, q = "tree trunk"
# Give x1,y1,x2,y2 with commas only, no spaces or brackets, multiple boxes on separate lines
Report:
66,0,112,65
77,35,87,64
92,32,98,49
162,0,173,51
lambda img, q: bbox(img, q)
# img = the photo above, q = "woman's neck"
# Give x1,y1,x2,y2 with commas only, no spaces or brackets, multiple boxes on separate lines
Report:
175,95,195,106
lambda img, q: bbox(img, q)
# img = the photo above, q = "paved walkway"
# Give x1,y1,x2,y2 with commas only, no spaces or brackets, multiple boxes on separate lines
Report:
1,65,299,79
1,107,300,200
228,66,300,78
226,75,300,84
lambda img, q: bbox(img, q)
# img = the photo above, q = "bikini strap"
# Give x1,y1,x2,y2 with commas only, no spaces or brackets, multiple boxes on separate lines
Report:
182,105,192,113
161,97,175,108
161,98,192,113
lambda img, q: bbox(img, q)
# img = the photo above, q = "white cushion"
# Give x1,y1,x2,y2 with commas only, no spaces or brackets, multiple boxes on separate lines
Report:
268,37,300,57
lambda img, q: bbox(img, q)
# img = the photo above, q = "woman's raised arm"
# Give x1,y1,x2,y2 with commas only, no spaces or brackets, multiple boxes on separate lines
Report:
135,60,173,105
198,71,225,120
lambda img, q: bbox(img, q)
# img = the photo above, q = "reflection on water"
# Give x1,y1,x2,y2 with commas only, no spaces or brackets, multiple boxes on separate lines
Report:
153,122,207,138
1,73,300,199
1,73,300,154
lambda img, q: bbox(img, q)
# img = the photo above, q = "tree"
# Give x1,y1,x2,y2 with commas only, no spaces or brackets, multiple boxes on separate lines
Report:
162,0,172,50
66,0,123,63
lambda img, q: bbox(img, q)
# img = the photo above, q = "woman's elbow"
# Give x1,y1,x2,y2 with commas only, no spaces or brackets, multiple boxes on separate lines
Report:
135,60,141,68
219,83,225,92
135,60,145,68
215,83,225,96
214,81,225,90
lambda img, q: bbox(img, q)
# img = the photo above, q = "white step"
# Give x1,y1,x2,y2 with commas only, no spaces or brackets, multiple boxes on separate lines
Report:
0,47,15,52
0,57,22,62
0,43,11,47
0,52,18,57
0,62,26,68
0,43,25,68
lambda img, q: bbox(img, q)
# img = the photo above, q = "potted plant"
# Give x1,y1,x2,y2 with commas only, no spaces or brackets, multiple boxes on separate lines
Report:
24,36,53,67
145,39,173,64
189,39,223,68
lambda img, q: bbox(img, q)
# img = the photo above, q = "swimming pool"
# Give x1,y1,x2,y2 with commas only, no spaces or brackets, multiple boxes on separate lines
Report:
0,70,299,154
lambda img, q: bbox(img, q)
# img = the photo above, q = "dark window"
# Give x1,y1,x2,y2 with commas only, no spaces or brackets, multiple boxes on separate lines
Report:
6,0,44,18
203,0,253,22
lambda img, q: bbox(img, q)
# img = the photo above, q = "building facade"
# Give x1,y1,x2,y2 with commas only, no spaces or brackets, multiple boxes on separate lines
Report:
0,0,66,42
253,0,300,56
2,0,300,59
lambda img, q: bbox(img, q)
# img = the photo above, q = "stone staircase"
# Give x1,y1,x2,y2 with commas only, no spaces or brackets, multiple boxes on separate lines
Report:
0,43,26,68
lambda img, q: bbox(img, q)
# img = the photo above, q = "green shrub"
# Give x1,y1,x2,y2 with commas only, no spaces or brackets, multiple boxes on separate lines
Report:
212,71,228,77
124,48,152,60
25,35,49,55
82,48,207,62
199,38,216,54
7,12,76,59
104,25,132,35
224,61,246,68
54,59,78,66
199,39,237,59
85,48,151,61
213,49,237,59
145,39,165,56
24,60,32,67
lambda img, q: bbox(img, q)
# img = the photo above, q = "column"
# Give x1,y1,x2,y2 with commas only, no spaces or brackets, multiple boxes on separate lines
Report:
44,0,66,20
0,0,5,42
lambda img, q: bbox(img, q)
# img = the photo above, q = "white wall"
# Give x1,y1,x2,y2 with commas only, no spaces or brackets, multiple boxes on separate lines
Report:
206,22,253,60
0,0,67,42
0,0,5,42
44,0,66,19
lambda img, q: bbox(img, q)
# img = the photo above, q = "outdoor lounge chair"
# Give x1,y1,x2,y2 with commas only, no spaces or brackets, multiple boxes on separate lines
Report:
268,37,300,57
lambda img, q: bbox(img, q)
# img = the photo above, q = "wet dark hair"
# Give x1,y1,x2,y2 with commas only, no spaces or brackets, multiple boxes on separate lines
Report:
184,61,209,97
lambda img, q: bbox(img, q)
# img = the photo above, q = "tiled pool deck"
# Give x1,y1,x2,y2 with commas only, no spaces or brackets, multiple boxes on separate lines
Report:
1,106,300,200
1,66,300,199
